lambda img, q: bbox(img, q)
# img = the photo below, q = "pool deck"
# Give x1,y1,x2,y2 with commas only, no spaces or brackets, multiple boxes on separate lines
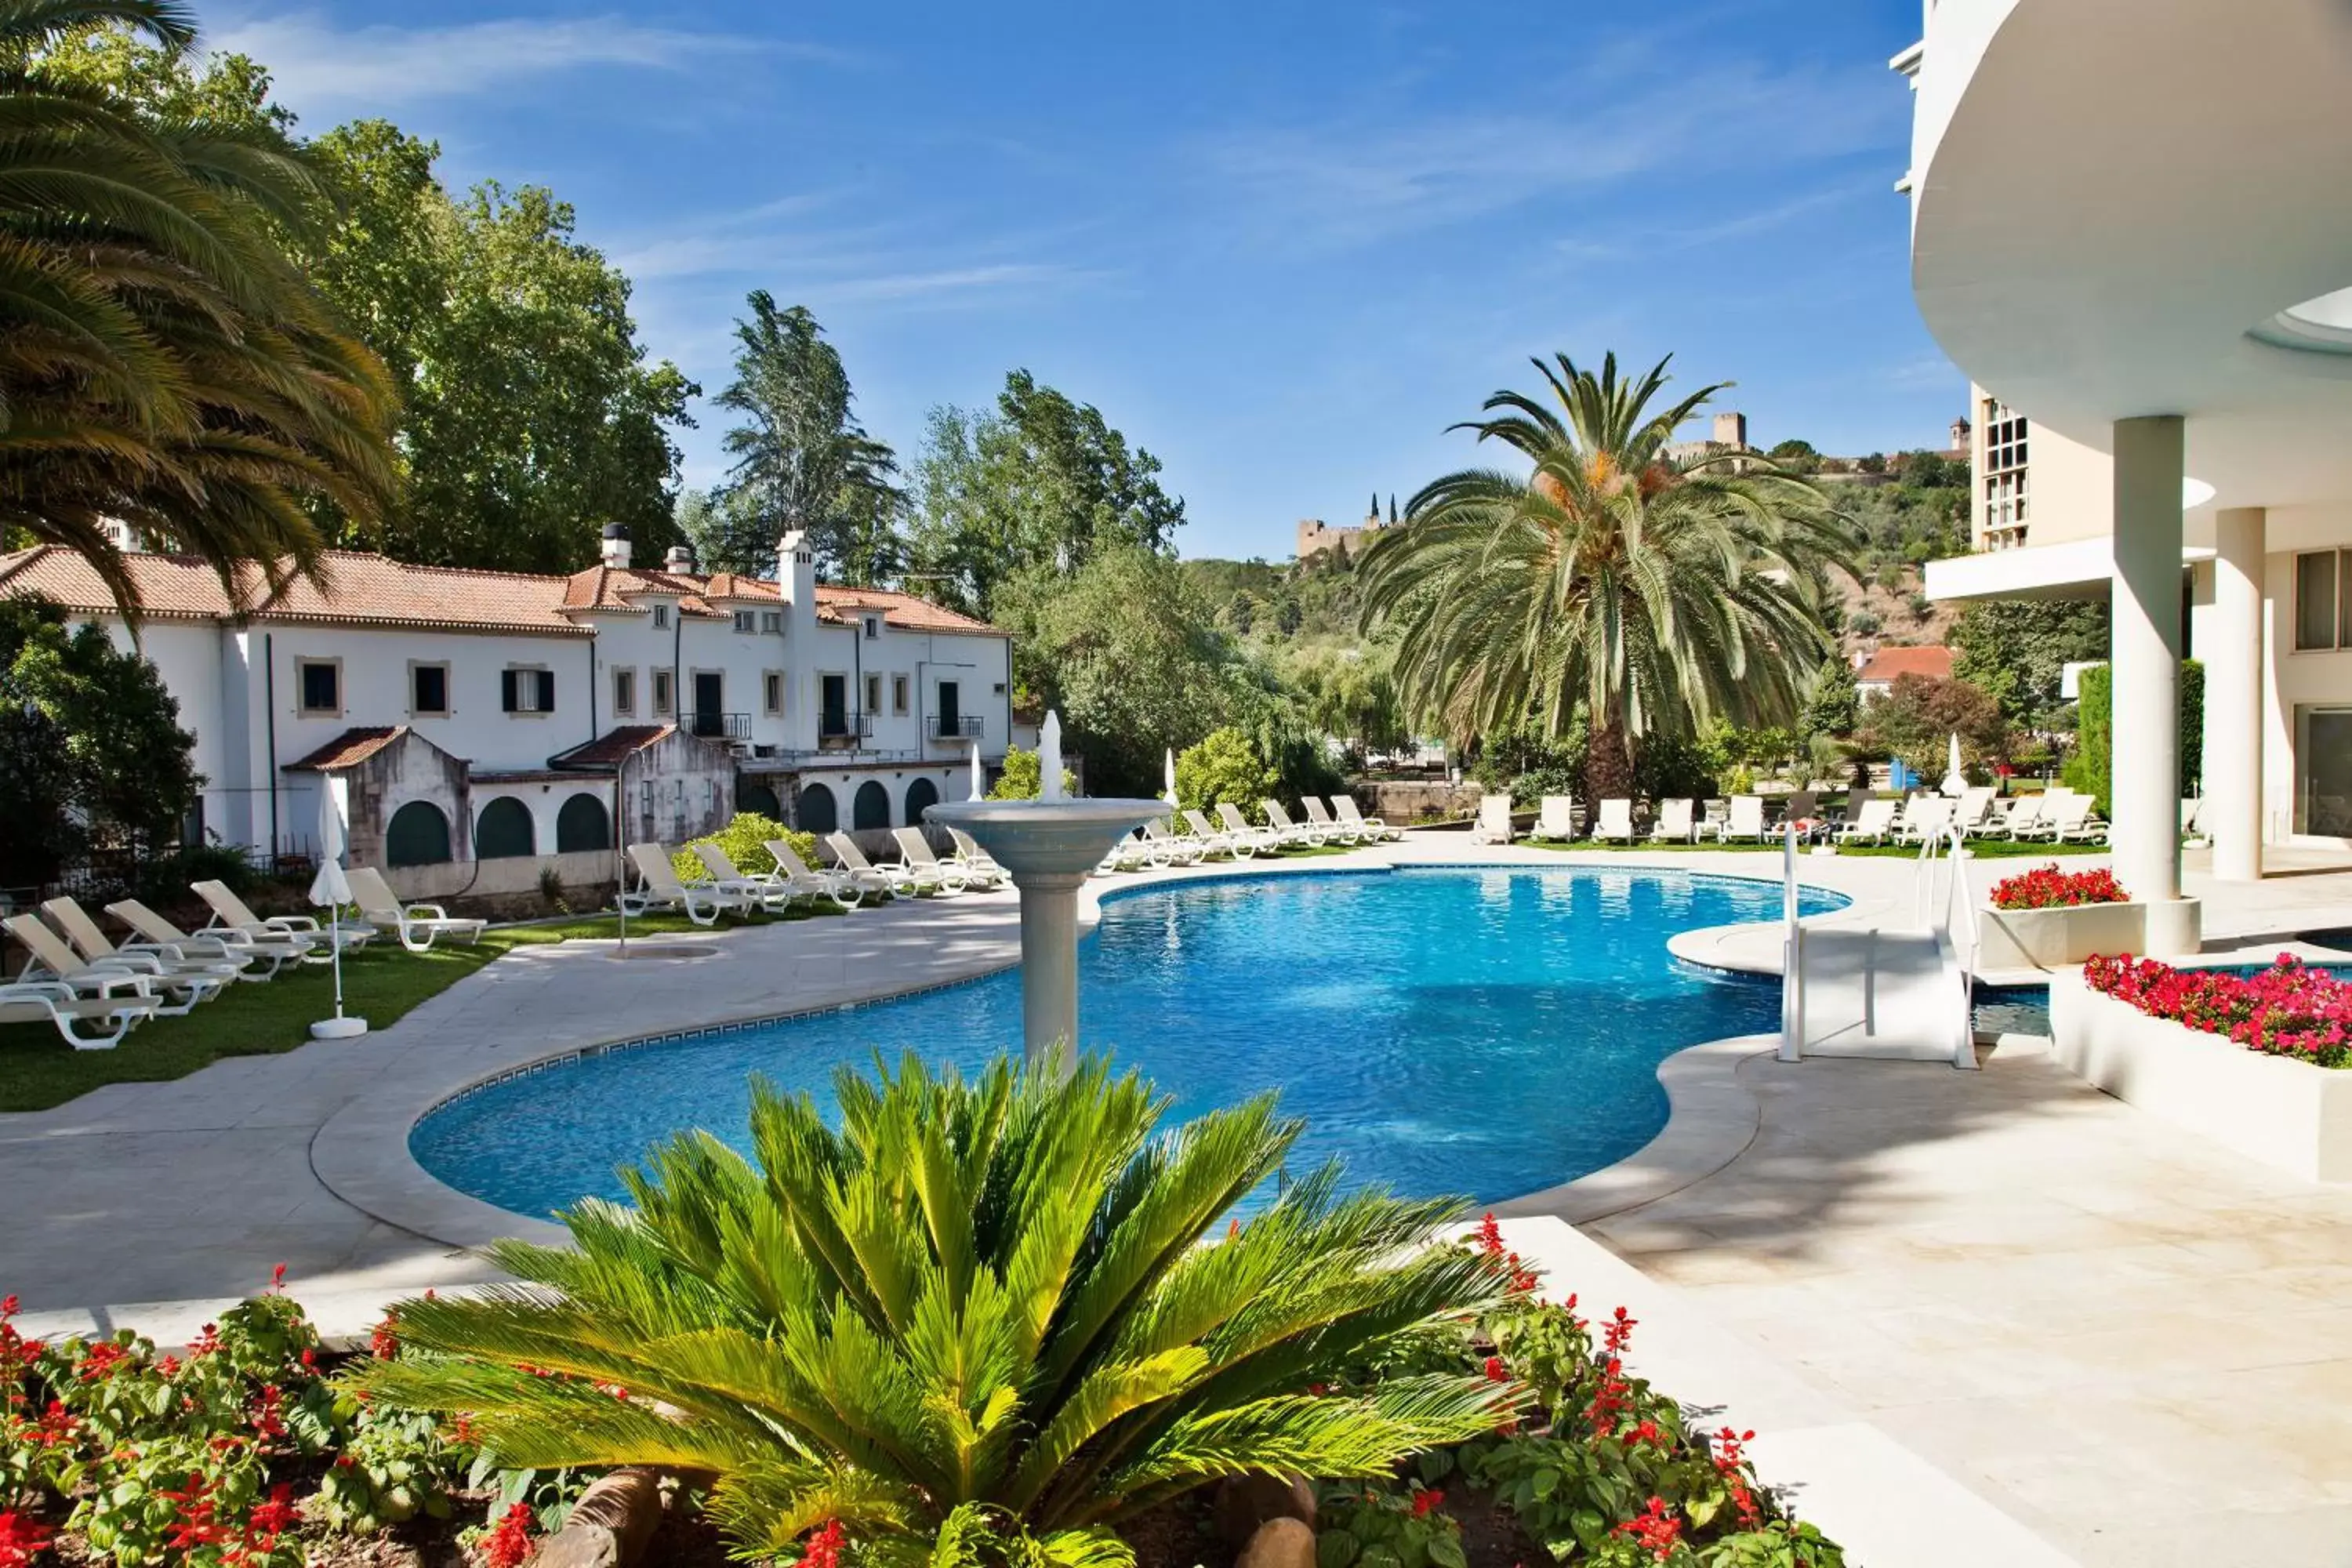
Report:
8,835,2352,1566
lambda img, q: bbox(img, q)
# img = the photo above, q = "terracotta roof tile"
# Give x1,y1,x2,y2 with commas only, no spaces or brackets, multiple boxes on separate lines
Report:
0,546,249,619
284,725,406,771
1857,644,1956,683
548,724,674,769
814,586,1000,634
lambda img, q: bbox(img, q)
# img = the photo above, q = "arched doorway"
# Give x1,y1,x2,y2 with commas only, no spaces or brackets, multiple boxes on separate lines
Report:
853,780,890,831
475,797,535,858
797,782,838,834
385,800,452,866
738,780,782,819
905,776,940,823
555,793,610,853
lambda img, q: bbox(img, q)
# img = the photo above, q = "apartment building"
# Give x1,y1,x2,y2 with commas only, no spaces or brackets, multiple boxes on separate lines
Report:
0,527,1011,883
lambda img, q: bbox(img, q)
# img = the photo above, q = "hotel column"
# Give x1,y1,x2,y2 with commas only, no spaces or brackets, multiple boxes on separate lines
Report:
2110,416,2198,955
2209,507,2267,882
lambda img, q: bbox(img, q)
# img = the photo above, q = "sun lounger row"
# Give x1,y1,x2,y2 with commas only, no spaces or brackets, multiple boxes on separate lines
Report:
1482,785,2112,848
1091,797,1403,873
625,830,1013,924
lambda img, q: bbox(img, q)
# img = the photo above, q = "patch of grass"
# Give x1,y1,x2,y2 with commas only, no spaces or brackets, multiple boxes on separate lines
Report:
0,909,795,1113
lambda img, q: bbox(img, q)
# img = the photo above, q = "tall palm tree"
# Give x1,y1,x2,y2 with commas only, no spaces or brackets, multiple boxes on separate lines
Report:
354,1055,1519,1566
1359,352,1855,804
0,0,401,621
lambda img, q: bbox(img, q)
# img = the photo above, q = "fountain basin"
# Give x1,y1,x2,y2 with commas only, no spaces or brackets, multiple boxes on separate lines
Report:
924,798,1169,874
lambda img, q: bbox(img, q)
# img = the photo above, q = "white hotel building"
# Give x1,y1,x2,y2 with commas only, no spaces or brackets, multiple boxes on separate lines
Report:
1898,0,2352,953
0,527,1011,893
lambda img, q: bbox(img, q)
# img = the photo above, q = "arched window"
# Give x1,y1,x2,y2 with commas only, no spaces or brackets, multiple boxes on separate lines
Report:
853,780,891,831
904,776,940,822
797,782,838,834
738,781,782,819
385,800,452,867
555,793,610,853
475,797,535,859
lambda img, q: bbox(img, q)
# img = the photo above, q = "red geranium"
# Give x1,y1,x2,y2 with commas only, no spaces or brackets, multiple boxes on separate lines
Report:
1991,864,2129,910
2085,953,2352,1066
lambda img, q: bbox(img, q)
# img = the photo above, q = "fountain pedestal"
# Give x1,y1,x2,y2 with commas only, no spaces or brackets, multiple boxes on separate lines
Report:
923,797,1167,1069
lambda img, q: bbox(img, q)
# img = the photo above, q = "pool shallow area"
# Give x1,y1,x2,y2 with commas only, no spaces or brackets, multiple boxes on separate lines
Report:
412,866,1846,1218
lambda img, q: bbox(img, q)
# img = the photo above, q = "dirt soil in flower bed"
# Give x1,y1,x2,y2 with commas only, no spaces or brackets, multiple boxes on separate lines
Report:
1121,1486,1539,1568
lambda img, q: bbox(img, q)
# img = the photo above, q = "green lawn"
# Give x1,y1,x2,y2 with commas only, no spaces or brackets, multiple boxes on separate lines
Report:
0,907,821,1113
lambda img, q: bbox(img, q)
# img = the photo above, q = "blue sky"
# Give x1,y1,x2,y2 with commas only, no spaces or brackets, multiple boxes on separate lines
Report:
208,2,1959,562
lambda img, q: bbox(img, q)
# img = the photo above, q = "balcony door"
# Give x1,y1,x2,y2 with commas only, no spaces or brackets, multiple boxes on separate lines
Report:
821,673,848,736
691,671,724,738
937,680,960,738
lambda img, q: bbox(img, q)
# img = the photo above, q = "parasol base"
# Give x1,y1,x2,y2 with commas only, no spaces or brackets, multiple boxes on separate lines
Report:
310,1016,369,1040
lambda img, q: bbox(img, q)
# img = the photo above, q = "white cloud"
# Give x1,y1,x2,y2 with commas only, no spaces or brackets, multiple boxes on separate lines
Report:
205,10,842,117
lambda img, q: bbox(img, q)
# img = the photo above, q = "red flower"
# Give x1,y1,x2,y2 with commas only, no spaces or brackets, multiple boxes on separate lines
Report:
481,1502,536,1568
250,1383,286,1441
0,1510,55,1568
159,1473,235,1552
76,1341,129,1382
2085,953,2352,1067
1712,1428,1762,1527
1477,1214,1504,1256
1602,1306,1638,1355
268,1263,287,1294
1613,1496,1683,1562
189,1323,220,1357
1483,1355,1508,1383
1410,1489,1445,1519
1991,864,2129,911
247,1485,299,1541
803,1519,846,1568
369,1312,400,1361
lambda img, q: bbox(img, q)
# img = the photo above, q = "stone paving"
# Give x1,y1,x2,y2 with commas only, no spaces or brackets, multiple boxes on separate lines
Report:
8,833,2352,1564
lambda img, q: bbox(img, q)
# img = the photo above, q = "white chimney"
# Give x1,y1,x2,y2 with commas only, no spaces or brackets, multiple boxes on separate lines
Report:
103,518,145,554
664,543,695,575
598,524,631,570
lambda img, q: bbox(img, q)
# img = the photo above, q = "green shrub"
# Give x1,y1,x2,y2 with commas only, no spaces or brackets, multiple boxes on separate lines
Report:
2062,659,2202,816
671,812,814,884
1175,725,1277,817
989,745,1077,800
351,1054,1521,1565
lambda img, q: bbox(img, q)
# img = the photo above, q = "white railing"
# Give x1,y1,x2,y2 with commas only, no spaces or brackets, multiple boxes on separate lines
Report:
1779,818,1978,1070
1915,820,1980,1069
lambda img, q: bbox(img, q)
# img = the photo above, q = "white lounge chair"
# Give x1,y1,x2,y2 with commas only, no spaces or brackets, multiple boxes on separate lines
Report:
1140,818,1206,867
765,840,866,908
1836,797,1899,846
2025,793,2109,844
347,866,488,952
1214,803,1281,856
106,899,304,980
1331,796,1401,842
1260,800,1323,846
191,879,368,956
0,978,159,1050
1892,794,1957,845
1986,793,2043,840
946,827,1012,880
1592,798,1635,844
893,827,977,891
828,832,949,895
1529,796,1577,843
42,897,246,985
1952,786,1997,837
690,843,803,912
621,843,742,926
1178,809,1241,859
1096,832,1152,874
1299,797,1357,844
6,914,219,1015
1647,798,1697,844
1704,796,1768,844
1469,794,1514,844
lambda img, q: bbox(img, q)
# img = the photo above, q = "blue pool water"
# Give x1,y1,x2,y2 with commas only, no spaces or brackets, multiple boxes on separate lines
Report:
413,867,1846,1218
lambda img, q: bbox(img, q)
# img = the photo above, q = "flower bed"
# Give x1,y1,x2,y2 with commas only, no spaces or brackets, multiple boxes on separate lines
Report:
1989,865,2127,910
2051,959,2352,1181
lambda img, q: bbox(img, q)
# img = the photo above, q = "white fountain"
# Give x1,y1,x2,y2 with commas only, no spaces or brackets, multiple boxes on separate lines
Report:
925,713,1165,1069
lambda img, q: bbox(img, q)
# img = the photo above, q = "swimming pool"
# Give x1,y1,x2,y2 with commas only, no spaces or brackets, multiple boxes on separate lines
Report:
412,866,1847,1218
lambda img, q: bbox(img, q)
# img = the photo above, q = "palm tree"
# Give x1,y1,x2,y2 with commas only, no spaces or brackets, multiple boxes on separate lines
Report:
1359,353,1855,804
353,1055,1520,1566
0,0,401,621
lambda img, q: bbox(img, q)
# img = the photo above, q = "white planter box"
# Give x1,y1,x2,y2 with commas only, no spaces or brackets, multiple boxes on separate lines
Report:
2049,971,2352,1181
1976,900,2146,971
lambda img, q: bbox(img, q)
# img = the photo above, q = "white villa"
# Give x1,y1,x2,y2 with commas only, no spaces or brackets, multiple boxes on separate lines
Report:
1897,0,2352,951
0,526,1011,887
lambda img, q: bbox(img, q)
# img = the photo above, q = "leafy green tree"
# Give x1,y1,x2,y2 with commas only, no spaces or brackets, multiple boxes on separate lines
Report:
986,746,1076,800
908,373,1185,618
707,292,902,580
993,546,1232,797
1174,726,1276,816
1283,644,1408,757
1949,598,2108,727
0,597,201,884
2062,660,2202,814
1853,672,2007,779
1360,352,1856,806
1798,656,1861,742
2,2,402,620
352,1055,1518,1562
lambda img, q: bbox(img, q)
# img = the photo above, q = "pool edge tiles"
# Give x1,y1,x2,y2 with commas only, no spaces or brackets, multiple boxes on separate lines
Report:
412,866,1850,1220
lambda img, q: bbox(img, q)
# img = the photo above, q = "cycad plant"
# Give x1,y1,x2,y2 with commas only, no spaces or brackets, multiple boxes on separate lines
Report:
353,1056,1521,1565
0,0,401,619
1359,352,1855,804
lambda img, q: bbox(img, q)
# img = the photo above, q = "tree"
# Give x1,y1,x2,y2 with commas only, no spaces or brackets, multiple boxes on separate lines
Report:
1359,352,1856,806
1948,598,2108,727
0,596,201,886
986,745,1076,800
1,3,402,620
1766,438,1819,474
2062,659,2202,814
353,1056,1516,1561
1174,726,1277,817
706,292,901,579
1798,655,1861,742
907,372,1185,618
1853,672,2007,779
993,545,1233,796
